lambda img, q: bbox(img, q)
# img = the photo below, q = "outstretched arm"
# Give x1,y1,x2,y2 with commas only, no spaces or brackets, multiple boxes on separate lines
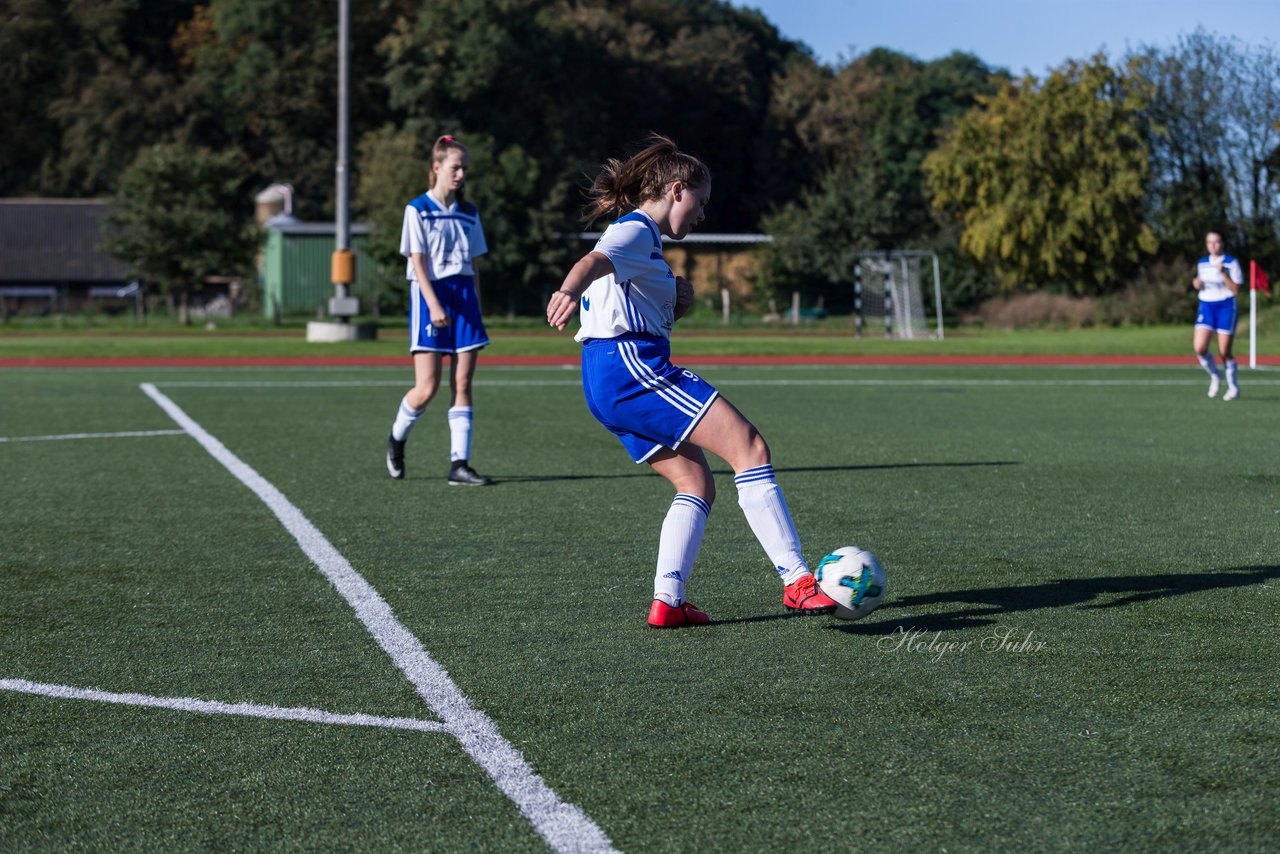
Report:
547,251,615,331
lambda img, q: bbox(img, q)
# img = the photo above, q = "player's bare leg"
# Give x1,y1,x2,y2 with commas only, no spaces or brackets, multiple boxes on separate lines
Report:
1194,326,1221,398
685,398,835,615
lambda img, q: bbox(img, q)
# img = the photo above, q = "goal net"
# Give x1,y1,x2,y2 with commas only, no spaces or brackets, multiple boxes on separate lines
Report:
853,251,943,339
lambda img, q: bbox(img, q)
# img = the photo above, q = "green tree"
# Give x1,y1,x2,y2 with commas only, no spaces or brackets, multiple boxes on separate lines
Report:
174,0,400,219
925,55,1158,294
0,0,68,194
103,143,259,322
380,0,812,231
761,49,1002,312
5,0,197,196
1130,30,1280,268
760,156,897,310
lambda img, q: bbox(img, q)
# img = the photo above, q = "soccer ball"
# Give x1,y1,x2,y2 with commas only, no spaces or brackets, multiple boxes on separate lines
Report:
815,547,887,621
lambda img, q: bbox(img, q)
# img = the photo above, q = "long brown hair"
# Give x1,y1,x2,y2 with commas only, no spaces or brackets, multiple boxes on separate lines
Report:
431,134,470,207
583,134,710,224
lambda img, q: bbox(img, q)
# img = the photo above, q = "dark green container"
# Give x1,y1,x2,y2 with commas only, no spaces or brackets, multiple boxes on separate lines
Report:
261,220,380,318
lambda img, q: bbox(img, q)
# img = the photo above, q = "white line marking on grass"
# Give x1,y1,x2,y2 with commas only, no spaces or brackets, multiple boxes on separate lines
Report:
0,678,448,734
0,429,186,443
151,377,1280,389
139,382,617,854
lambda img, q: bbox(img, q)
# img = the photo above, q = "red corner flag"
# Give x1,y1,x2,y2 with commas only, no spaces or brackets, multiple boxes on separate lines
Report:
1251,260,1271,297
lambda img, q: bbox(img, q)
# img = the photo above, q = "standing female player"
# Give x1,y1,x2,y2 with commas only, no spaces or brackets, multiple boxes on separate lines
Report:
1192,231,1244,401
385,135,492,485
545,135,837,627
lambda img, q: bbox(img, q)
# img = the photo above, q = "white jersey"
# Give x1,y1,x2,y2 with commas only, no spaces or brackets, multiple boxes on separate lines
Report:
574,210,677,343
401,192,487,281
1197,254,1242,303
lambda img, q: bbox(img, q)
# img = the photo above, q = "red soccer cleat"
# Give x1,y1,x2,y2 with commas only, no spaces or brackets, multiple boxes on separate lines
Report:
783,574,837,615
647,599,710,628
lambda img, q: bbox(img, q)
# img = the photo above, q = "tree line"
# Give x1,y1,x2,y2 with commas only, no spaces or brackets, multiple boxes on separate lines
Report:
3,0,1277,319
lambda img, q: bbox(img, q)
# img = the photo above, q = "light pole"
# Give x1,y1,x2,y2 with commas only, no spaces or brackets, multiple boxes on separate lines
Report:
328,0,358,322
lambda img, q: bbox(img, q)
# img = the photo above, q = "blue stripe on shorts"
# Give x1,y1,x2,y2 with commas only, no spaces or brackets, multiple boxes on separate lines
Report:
1195,298,1237,334
580,334,720,463
409,274,490,354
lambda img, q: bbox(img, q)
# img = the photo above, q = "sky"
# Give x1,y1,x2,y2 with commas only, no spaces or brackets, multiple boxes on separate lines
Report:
733,0,1280,74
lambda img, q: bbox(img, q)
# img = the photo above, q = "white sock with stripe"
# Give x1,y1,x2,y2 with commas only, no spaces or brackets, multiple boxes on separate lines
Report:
734,464,809,585
653,494,711,606
1198,354,1220,378
391,396,425,441
1225,359,1238,389
448,406,473,462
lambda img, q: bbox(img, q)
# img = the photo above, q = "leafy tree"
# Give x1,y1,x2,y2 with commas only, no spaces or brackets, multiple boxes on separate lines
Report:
174,0,401,219
760,155,898,310
1130,30,1280,268
7,0,198,195
0,0,68,194
761,49,1002,312
103,143,259,322
380,0,812,231
925,55,1159,294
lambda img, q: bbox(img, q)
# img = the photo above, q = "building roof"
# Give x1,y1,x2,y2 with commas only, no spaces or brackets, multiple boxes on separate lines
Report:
0,199,132,283
266,215,372,236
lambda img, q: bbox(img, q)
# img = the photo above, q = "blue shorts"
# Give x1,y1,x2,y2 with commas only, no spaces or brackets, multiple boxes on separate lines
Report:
409,274,489,354
1195,299,1237,334
580,334,720,464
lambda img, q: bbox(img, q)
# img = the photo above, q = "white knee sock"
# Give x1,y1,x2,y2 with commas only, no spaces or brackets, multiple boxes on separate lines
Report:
1225,359,1238,388
734,464,809,585
653,494,711,606
1198,354,1220,378
391,396,425,441
447,406,473,462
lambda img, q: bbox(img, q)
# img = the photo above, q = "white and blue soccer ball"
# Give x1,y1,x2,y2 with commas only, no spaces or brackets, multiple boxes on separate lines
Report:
815,547,887,621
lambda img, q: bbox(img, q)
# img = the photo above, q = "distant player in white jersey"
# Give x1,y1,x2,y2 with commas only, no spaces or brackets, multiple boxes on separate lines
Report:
546,135,839,627
385,135,492,485
1192,231,1243,401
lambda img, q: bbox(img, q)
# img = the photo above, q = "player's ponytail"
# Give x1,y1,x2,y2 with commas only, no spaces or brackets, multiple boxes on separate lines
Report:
583,134,710,224
432,134,470,207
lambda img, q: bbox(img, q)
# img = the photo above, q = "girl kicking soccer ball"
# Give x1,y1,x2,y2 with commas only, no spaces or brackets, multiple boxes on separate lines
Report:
545,135,837,627
385,134,492,485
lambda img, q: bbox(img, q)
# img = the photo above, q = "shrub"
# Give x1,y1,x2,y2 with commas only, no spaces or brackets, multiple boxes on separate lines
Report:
973,292,1098,329
1098,259,1197,325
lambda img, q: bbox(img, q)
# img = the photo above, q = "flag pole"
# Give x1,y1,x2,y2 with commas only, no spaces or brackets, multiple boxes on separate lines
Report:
1250,285,1257,369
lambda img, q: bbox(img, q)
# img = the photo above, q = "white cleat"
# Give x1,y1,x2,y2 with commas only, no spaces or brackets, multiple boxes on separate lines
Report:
1208,375,1220,398
1223,385,1239,401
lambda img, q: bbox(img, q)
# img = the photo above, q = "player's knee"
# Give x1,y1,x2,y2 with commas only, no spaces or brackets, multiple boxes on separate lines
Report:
745,430,771,468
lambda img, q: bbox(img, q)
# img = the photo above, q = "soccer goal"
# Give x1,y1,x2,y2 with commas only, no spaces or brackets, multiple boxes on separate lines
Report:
853,251,944,339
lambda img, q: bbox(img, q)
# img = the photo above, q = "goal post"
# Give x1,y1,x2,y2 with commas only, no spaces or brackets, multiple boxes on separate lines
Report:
853,250,943,339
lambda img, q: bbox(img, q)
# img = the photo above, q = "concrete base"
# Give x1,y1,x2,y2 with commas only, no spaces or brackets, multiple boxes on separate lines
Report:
306,321,378,342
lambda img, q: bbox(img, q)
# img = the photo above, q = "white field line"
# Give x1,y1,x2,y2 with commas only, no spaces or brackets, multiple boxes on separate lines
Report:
152,377,1280,389
138,383,616,854
0,678,447,734
0,429,186,443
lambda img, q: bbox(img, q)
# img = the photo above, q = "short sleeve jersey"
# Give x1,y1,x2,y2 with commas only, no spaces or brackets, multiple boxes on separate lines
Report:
1197,254,1243,303
401,193,487,281
574,211,677,343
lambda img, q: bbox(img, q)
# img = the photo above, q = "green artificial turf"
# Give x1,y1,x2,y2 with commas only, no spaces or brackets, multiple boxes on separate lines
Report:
2,364,1277,851
3,303,1278,359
